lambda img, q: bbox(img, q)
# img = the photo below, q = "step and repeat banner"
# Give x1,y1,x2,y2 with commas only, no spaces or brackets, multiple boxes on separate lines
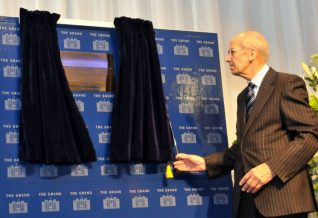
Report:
0,16,232,218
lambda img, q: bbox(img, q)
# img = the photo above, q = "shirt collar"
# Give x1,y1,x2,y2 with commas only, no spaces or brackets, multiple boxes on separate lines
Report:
250,64,269,88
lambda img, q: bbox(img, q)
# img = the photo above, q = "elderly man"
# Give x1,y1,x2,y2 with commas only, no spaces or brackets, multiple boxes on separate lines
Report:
173,31,318,218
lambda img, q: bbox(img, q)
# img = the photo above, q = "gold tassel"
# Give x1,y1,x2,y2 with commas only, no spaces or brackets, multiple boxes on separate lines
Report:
165,163,174,179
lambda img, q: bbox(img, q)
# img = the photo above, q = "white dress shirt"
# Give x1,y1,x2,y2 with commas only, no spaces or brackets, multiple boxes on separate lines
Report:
250,64,269,97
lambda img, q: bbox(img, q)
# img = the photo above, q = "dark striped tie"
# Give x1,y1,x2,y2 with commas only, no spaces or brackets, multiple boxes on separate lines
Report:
246,82,256,120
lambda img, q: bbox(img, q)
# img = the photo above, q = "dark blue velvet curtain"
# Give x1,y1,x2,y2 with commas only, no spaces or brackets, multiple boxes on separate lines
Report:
110,17,174,163
19,8,96,164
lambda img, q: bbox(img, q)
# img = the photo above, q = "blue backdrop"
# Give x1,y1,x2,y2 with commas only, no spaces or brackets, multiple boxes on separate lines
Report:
0,16,232,218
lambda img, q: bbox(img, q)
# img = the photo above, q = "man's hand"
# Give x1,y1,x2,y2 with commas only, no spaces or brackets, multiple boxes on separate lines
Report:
173,153,206,172
239,163,275,193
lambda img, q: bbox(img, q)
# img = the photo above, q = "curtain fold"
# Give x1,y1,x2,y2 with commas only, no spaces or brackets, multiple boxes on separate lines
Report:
19,8,96,164
110,17,173,162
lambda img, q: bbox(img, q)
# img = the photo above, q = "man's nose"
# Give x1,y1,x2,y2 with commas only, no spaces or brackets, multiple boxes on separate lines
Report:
225,55,231,62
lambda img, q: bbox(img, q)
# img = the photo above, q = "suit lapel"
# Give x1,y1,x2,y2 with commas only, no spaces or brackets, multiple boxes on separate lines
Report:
237,89,247,134
243,69,277,137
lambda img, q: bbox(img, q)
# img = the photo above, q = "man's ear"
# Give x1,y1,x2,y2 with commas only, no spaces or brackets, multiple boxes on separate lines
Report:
248,49,257,62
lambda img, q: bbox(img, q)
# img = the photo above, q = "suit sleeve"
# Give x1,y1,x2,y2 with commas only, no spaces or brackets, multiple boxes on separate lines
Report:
204,142,238,178
266,75,318,183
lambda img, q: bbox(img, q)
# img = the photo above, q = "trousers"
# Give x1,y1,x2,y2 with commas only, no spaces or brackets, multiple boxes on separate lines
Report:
238,192,307,218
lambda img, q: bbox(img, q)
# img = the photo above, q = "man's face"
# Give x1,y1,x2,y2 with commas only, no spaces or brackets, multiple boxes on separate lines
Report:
225,39,251,79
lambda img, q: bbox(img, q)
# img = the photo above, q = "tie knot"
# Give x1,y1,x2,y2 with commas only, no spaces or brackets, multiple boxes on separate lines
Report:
248,82,256,90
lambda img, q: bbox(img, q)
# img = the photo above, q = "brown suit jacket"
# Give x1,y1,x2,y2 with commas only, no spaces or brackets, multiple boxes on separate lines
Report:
204,68,318,217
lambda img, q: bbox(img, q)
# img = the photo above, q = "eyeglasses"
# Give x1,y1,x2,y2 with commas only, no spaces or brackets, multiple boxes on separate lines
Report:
227,48,245,56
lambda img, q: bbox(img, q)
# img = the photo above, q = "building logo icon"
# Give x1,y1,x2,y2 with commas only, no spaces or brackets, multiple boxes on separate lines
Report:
157,44,163,54
130,164,145,175
207,132,222,144
93,40,109,51
179,103,194,114
3,65,21,77
174,45,189,56
98,132,111,143
9,201,28,214
199,46,213,57
97,100,113,112
213,193,228,205
6,131,18,144
181,132,197,143
64,38,81,49
40,165,58,177
2,33,20,45
161,74,165,83
103,197,120,209
41,199,60,212
201,75,216,85
187,194,203,206
5,98,21,110
7,165,26,178
71,164,88,176
75,100,84,112
132,196,148,208
73,198,91,211
100,164,118,176
204,103,219,114
176,73,192,85
160,195,176,207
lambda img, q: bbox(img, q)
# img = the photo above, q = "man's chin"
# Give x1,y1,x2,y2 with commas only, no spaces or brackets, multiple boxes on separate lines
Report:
231,71,240,76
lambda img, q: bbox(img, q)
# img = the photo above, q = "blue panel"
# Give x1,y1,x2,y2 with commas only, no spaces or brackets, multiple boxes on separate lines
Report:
0,16,232,218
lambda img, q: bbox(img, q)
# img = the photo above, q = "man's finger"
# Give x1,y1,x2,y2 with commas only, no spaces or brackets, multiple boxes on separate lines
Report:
245,179,258,193
176,153,187,160
239,171,252,186
251,184,262,194
173,160,185,166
